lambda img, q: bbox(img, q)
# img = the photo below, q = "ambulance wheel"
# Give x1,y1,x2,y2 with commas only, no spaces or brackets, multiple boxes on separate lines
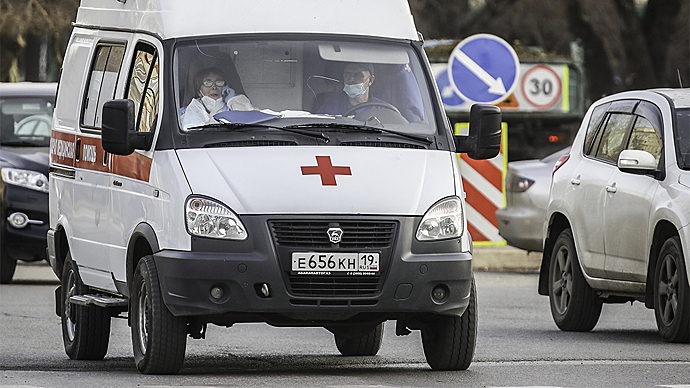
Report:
335,322,384,356
421,274,477,370
131,255,187,374
0,246,17,284
548,228,602,331
61,253,111,360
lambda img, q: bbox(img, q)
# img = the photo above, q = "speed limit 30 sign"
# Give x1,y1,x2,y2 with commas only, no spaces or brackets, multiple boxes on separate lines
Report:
520,65,562,109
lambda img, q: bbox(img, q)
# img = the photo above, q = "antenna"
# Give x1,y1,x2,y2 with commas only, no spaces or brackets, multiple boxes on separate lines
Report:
678,69,684,88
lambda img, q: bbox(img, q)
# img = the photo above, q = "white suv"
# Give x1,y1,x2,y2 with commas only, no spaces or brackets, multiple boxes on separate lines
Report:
541,88,690,342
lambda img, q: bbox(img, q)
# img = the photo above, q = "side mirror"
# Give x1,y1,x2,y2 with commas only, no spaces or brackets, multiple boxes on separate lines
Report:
453,104,502,160
618,149,657,173
101,99,152,156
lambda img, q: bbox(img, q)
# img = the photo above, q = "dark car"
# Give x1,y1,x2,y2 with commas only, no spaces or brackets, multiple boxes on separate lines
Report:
0,82,56,283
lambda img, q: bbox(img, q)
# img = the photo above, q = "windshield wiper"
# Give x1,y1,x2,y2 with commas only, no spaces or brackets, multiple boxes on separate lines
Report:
285,123,433,145
187,122,330,142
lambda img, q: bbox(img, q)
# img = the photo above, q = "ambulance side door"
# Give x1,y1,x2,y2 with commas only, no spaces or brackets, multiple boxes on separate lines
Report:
72,40,126,291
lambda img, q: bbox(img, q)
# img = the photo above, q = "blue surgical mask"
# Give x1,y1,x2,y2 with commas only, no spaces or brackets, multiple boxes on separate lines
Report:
343,82,368,99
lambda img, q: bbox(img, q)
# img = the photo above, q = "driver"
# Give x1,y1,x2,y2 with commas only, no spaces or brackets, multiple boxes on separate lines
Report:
316,63,389,116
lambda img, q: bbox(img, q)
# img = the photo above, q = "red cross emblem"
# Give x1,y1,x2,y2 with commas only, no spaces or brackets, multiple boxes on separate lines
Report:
301,156,352,186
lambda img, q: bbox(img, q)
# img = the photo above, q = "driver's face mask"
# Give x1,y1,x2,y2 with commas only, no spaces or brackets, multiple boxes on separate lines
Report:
200,94,226,116
343,78,370,100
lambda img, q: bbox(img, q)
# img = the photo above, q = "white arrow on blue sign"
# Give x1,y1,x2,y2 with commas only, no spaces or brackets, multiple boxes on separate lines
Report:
448,34,519,105
436,68,465,108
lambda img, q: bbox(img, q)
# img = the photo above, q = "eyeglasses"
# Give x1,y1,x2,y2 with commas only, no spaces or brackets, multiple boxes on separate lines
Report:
202,80,226,87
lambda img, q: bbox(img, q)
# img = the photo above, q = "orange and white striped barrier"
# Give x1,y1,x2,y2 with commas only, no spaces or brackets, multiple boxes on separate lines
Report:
455,122,507,245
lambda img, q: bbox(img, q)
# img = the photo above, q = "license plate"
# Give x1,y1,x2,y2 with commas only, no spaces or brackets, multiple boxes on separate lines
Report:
291,252,379,274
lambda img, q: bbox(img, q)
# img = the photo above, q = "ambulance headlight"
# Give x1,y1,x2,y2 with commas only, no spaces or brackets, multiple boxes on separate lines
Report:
185,197,247,240
416,197,464,241
1,168,49,193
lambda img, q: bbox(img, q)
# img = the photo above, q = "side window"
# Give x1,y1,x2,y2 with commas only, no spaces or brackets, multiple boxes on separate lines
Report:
594,113,635,163
81,44,125,129
127,43,159,133
627,116,662,165
675,109,690,169
583,103,610,155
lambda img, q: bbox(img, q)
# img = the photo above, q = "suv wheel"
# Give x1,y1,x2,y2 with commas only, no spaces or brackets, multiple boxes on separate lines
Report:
548,228,602,331
654,236,690,343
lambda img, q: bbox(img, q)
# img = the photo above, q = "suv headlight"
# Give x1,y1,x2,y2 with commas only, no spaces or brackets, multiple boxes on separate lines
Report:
185,197,247,240
416,197,464,241
1,168,49,193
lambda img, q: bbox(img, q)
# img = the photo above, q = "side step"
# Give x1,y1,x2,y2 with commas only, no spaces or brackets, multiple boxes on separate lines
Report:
70,294,128,308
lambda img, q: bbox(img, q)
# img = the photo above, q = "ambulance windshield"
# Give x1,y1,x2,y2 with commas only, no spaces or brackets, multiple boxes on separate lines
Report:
174,37,437,136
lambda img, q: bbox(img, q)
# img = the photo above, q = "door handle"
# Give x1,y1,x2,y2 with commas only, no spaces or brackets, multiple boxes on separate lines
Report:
606,185,617,193
570,178,581,185
75,139,81,161
113,180,122,187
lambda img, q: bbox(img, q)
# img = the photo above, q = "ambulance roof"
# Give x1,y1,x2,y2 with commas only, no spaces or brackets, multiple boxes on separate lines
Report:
75,0,420,41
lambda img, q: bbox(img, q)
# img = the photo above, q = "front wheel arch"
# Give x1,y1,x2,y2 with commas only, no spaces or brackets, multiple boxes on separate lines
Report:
539,213,570,296
125,223,159,297
645,221,678,309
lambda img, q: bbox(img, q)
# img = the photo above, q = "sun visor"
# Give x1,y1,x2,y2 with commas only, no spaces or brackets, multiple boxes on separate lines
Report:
318,44,409,65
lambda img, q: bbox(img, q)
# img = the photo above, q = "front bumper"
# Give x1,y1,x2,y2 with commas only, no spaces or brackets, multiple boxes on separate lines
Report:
153,215,473,324
1,184,48,261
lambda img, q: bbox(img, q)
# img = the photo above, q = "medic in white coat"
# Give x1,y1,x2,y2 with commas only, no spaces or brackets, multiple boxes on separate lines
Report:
180,67,254,130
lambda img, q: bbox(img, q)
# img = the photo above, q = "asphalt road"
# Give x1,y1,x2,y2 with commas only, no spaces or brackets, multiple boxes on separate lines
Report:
1,261,689,388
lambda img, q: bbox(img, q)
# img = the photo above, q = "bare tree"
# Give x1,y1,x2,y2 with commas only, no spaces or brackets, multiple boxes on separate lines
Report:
0,0,78,81
410,0,689,101
1,0,686,98
409,0,471,39
644,0,689,87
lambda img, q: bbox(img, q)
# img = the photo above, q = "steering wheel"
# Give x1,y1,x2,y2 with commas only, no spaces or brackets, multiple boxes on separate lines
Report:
343,101,402,117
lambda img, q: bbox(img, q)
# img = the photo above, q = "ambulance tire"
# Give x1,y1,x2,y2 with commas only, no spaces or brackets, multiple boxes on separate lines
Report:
421,274,477,371
334,322,384,356
131,255,187,374
0,246,17,284
61,254,111,360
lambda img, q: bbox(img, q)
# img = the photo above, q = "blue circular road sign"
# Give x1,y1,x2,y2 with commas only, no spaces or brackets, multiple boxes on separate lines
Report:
435,68,465,108
448,34,519,104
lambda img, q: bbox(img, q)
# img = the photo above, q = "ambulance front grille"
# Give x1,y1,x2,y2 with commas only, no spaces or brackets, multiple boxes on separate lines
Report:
269,220,396,249
340,141,425,149
288,275,382,297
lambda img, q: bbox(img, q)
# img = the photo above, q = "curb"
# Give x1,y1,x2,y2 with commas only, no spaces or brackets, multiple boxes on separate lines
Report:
472,245,541,272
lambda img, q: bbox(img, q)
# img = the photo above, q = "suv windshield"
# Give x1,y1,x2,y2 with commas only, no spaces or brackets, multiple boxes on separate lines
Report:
0,96,53,147
174,37,436,137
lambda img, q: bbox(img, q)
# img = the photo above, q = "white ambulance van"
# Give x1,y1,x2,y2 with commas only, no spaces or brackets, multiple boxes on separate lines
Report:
48,0,501,374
